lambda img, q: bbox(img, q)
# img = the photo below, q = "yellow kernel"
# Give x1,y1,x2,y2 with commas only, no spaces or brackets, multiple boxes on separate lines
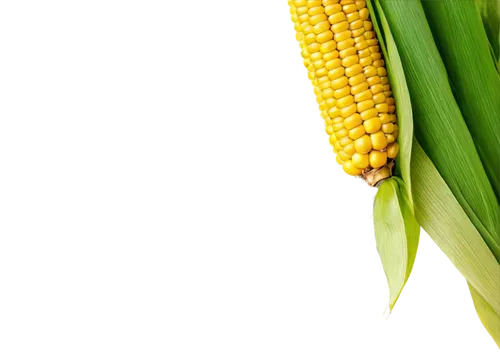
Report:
339,151,352,161
357,99,375,112
342,55,359,67
386,134,396,143
344,143,356,155
346,12,360,23
355,40,369,51
379,114,391,124
350,19,364,30
354,89,372,102
341,103,357,117
333,122,344,131
349,125,366,140
316,67,328,77
364,21,373,31
337,95,354,108
351,82,369,95
325,117,334,126
331,20,350,33
332,76,349,89
376,103,389,113
328,67,345,80
326,58,342,70
307,43,321,53
296,6,308,16
343,160,363,176
382,123,394,133
328,106,341,118
317,30,334,43
387,97,395,106
358,48,371,58
333,117,344,124
370,131,387,150
339,47,357,58
365,39,378,46
369,45,380,53
387,142,399,158
355,0,366,10
337,38,355,51
334,141,342,152
344,113,363,129
377,67,387,77
336,154,343,164
325,125,334,135
363,117,382,133
372,93,386,104
369,151,387,168
325,4,342,16
322,88,335,99
343,4,357,13
389,105,396,113
310,13,327,25
336,128,348,138
345,64,363,77
351,27,365,37
352,153,369,169
353,35,366,44
305,33,316,45
334,85,351,99
329,12,347,25
339,137,353,147
348,73,366,86
359,56,373,67
354,134,372,154
311,52,323,61
325,97,336,108
367,76,381,86
308,6,325,16
359,8,369,20
320,40,337,53
321,110,329,119
313,60,325,69
364,31,375,39
390,114,397,123
323,51,339,61
371,84,384,94
364,66,377,77
319,81,331,91
334,30,352,42
373,59,385,68
314,21,331,34
361,107,378,120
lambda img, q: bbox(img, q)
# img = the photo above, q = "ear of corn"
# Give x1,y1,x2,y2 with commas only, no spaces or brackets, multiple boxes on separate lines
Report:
422,0,500,201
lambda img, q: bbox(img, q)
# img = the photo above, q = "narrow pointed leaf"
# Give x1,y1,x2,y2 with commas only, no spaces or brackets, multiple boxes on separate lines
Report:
469,283,500,347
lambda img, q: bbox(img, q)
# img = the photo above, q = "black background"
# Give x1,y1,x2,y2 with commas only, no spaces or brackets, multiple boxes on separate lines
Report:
273,16,488,356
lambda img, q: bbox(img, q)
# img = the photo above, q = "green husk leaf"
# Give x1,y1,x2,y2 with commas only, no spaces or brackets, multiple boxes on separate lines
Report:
469,283,500,347
475,0,500,66
411,140,500,319
422,0,500,201
374,178,419,311
379,0,500,259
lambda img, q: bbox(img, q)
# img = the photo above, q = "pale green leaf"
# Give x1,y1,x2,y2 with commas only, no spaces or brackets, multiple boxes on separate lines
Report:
469,283,500,347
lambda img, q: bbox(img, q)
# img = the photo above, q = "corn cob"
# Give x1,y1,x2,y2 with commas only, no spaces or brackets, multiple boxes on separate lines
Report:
289,0,399,185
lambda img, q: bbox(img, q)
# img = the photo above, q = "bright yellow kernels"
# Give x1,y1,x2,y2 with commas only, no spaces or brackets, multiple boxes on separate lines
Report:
387,142,399,158
370,83,384,94
358,48,371,58
357,99,374,112
359,7,369,20
376,103,389,113
363,117,382,133
349,73,365,86
359,56,373,67
367,76,381,86
343,4,357,13
339,137,353,147
329,12,347,25
386,134,396,144
360,107,378,120
339,47,357,58
351,27,365,37
369,150,387,168
334,85,351,99
342,55,359,67
354,135,372,154
351,82,369,95
317,30,334,43
331,20,350,33
336,155,343,164
352,152,369,168
355,41,369,52
334,30,352,42
321,40,337,53
370,131,388,150
345,64,363,77
344,113,363,129
382,123,394,133
349,19,364,30
329,67,345,80
337,38,355,51
339,151,352,161
332,76,349,89
325,4,342,16
341,103,357,117
379,114,391,124
354,89,372,102
326,58,342,70
349,125,366,140
343,160,363,176
337,95,354,108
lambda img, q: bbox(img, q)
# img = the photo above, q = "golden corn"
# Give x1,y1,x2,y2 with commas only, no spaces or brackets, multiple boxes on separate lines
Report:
289,0,399,179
